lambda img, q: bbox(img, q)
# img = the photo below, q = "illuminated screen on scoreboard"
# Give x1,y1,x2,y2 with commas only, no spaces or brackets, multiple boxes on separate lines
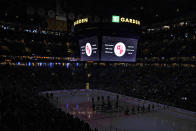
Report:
79,36,99,61
101,36,138,62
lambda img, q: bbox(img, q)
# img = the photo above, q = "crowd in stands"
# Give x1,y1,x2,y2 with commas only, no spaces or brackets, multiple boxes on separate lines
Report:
88,64,196,111
0,64,195,113
1,21,196,59
0,24,79,57
0,65,95,131
138,23,196,57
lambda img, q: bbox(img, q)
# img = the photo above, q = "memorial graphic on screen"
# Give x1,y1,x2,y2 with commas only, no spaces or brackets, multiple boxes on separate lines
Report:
101,36,138,62
79,36,99,61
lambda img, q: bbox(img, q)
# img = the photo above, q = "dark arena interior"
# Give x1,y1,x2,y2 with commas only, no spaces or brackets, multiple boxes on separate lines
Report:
0,0,196,131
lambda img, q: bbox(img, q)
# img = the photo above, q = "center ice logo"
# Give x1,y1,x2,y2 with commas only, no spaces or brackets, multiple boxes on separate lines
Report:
114,42,126,57
85,42,92,56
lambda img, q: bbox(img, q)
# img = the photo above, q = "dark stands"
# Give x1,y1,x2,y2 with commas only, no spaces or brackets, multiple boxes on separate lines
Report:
0,65,93,131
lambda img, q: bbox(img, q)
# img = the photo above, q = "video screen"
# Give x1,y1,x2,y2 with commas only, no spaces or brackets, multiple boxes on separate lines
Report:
101,36,138,62
79,36,99,61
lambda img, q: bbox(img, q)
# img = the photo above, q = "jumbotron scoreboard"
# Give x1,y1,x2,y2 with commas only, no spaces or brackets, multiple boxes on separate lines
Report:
75,15,140,62
101,36,138,62
79,36,99,61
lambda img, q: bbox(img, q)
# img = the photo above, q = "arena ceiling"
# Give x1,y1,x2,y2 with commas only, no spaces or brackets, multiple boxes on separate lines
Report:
64,0,195,24
0,0,195,25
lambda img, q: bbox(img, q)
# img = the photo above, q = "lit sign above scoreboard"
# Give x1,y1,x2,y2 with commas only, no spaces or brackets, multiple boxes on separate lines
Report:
73,16,140,26
74,18,88,26
112,15,140,25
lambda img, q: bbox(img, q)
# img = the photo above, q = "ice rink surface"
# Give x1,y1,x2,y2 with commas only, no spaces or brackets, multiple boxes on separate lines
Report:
42,89,196,131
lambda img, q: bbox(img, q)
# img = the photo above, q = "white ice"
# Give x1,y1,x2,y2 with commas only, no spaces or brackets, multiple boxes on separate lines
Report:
42,89,196,131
